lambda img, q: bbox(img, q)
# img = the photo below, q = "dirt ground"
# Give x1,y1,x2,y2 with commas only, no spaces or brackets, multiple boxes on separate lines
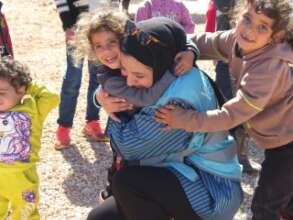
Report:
2,0,263,219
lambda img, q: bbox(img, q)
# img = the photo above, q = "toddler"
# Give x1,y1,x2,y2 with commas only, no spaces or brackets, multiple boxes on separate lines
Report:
0,57,59,220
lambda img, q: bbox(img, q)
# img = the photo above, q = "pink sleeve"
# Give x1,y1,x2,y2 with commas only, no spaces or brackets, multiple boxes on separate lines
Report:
179,3,195,34
135,1,152,22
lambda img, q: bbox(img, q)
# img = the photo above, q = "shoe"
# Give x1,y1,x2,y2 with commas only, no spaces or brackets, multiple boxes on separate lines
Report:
83,120,109,142
239,154,260,175
55,126,71,150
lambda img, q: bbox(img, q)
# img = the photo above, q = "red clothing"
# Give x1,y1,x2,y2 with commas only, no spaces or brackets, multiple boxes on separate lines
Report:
205,0,216,33
0,12,13,57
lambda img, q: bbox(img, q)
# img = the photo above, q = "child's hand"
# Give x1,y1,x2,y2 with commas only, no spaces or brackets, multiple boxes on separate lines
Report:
174,51,195,75
155,104,190,131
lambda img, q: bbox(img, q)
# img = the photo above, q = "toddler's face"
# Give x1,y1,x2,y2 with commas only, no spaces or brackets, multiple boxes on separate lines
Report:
91,31,121,69
0,79,25,111
235,5,274,55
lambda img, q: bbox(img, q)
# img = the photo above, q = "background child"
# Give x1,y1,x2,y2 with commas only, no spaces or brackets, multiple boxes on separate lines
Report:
135,0,195,34
54,0,106,150
0,57,59,220
155,0,293,219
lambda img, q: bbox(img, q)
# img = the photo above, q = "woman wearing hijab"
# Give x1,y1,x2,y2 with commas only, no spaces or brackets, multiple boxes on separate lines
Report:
89,17,243,220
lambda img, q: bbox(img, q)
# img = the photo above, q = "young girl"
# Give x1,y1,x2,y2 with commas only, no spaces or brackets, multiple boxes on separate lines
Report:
155,0,293,219
135,0,195,34
74,10,198,122
0,57,59,220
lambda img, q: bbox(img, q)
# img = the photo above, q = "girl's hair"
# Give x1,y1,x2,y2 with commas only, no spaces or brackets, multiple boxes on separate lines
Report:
73,9,128,63
0,57,32,91
234,0,293,49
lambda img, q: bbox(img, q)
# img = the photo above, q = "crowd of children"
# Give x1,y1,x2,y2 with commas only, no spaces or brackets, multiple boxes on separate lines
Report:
1,0,292,219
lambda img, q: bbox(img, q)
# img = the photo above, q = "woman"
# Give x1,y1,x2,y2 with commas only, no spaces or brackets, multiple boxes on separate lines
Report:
89,17,243,220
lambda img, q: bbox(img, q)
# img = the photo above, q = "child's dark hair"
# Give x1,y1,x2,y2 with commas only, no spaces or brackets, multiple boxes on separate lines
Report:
0,57,32,91
234,0,293,49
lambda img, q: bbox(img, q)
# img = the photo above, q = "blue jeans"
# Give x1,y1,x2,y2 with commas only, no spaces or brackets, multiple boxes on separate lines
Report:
57,47,100,128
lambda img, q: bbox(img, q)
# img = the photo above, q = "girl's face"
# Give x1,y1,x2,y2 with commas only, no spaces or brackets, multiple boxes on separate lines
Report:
0,79,25,112
235,5,275,55
120,52,154,88
91,30,121,69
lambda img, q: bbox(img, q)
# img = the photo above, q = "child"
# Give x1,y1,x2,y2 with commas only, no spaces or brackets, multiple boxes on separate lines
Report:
54,0,106,150
135,0,195,34
0,57,59,219
155,0,293,219
74,10,198,122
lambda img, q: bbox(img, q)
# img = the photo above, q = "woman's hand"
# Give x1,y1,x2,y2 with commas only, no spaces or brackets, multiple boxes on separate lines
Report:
155,104,192,131
96,89,133,122
174,50,195,75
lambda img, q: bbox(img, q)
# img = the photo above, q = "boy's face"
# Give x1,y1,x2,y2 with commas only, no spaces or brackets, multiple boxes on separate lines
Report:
91,31,121,69
235,5,274,55
120,52,153,88
0,79,25,111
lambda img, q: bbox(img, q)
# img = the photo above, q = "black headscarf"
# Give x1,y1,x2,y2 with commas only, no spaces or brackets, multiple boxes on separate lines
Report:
121,17,187,83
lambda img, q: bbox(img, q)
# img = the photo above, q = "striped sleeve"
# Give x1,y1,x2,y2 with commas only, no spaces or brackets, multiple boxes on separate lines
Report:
107,107,193,161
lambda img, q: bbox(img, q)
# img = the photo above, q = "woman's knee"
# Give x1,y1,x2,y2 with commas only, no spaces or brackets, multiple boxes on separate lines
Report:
111,167,135,196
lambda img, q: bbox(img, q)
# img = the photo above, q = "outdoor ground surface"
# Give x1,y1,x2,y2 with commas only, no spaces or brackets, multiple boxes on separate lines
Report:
3,0,263,219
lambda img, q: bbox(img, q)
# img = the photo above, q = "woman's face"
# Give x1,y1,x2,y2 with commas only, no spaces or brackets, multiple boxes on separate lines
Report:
120,52,154,88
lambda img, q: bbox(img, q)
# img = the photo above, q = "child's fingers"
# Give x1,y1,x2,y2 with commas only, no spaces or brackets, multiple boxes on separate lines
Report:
174,53,183,63
109,113,121,123
161,125,172,132
175,64,184,75
164,104,176,110
154,111,168,124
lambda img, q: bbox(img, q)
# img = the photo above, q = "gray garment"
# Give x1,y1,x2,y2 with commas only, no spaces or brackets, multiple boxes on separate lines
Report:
103,70,176,107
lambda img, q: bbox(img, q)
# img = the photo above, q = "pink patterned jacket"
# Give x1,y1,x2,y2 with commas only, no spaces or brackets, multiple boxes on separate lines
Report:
135,0,195,34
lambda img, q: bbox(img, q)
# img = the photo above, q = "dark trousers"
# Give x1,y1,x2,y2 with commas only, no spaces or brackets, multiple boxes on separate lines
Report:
252,142,293,220
88,166,201,220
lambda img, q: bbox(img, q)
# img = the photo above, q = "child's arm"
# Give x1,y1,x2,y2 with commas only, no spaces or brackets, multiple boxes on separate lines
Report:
135,1,152,22
26,82,59,121
191,30,235,61
179,2,195,34
103,70,176,107
155,58,285,132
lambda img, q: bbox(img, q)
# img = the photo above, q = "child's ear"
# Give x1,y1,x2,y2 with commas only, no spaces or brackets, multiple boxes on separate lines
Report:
272,30,286,43
17,86,26,96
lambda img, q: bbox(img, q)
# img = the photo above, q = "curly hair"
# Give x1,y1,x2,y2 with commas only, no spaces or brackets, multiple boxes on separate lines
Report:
73,9,128,64
0,57,32,91
233,0,293,49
